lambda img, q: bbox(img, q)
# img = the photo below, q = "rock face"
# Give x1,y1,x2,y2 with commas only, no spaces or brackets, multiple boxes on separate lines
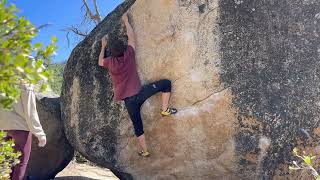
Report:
220,0,320,179
61,0,320,179
27,97,74,179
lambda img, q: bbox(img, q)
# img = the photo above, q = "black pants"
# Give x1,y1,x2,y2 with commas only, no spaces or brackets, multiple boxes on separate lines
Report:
124,79,172,137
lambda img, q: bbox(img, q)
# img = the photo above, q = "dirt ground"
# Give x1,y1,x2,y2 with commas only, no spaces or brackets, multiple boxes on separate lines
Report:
54,161,119,180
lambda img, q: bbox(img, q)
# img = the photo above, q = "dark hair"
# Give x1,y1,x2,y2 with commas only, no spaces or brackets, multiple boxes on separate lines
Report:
111,40,126,57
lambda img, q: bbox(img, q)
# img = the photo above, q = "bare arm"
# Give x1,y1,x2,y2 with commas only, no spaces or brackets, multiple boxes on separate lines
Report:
98,35,108,66
122,13,136,49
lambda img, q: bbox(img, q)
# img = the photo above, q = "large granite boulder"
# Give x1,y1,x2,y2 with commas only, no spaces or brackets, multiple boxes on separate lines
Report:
61,0,320,179
27,97,74,179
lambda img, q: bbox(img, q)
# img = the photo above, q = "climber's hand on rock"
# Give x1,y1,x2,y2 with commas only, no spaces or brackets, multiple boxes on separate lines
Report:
101,35,108,47
38,136,47,147
122,12,129,23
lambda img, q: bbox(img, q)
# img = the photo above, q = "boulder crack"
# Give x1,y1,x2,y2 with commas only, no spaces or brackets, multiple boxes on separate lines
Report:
192,87,230,106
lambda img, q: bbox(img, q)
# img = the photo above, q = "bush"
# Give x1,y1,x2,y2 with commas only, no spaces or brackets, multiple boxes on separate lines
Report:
289,147,320,180
0,131,21,179
47,63,65,95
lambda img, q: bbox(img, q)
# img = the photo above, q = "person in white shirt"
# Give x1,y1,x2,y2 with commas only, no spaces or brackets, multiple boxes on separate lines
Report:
0,83,46,180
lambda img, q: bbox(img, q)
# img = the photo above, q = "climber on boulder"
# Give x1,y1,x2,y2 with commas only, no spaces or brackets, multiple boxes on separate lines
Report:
98,12,177,157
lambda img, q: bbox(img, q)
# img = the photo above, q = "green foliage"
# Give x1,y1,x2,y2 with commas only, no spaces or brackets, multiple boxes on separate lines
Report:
47,63,65,95
0,131,21,179
0,0,57,109
290,147,319,179
75,151,88,164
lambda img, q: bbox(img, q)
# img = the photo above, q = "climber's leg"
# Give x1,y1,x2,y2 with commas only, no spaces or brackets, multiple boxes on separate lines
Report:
124,95,150,157
137,134,150,157
139,79,177,116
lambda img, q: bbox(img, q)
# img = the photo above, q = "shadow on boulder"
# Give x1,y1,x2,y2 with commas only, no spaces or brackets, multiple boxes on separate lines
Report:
26,97,74,179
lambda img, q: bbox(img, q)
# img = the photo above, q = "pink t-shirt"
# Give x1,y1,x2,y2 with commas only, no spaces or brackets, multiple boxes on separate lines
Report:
102,45,142,101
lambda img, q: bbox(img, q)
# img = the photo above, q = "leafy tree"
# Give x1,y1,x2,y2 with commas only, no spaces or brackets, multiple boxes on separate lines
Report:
0,0,57,178
0,0,57,109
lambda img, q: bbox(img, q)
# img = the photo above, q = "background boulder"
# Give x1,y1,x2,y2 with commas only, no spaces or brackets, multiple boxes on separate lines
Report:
27,97,74,179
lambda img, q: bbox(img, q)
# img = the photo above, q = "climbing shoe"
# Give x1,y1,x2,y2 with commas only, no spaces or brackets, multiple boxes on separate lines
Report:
160,107,178,116
138,150,150,157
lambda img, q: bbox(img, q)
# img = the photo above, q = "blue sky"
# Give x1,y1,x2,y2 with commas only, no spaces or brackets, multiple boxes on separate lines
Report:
8,0,123,63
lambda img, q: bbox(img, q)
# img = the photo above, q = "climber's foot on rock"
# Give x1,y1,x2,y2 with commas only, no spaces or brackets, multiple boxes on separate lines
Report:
161,107,178,116
138,150,150,157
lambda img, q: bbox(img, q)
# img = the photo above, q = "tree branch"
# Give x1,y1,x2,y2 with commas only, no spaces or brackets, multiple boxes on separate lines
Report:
62,0,102,45
64,26,88,37
82,0,101,24
36,23,52,30
0,25,20,37
1,23,51,38
93,0,101,23
63,26,88,47
83,0,94,19
0,18,14,26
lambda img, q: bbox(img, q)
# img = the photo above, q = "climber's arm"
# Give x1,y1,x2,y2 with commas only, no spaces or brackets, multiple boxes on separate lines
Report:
98,35,108,67
122,12,136,50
